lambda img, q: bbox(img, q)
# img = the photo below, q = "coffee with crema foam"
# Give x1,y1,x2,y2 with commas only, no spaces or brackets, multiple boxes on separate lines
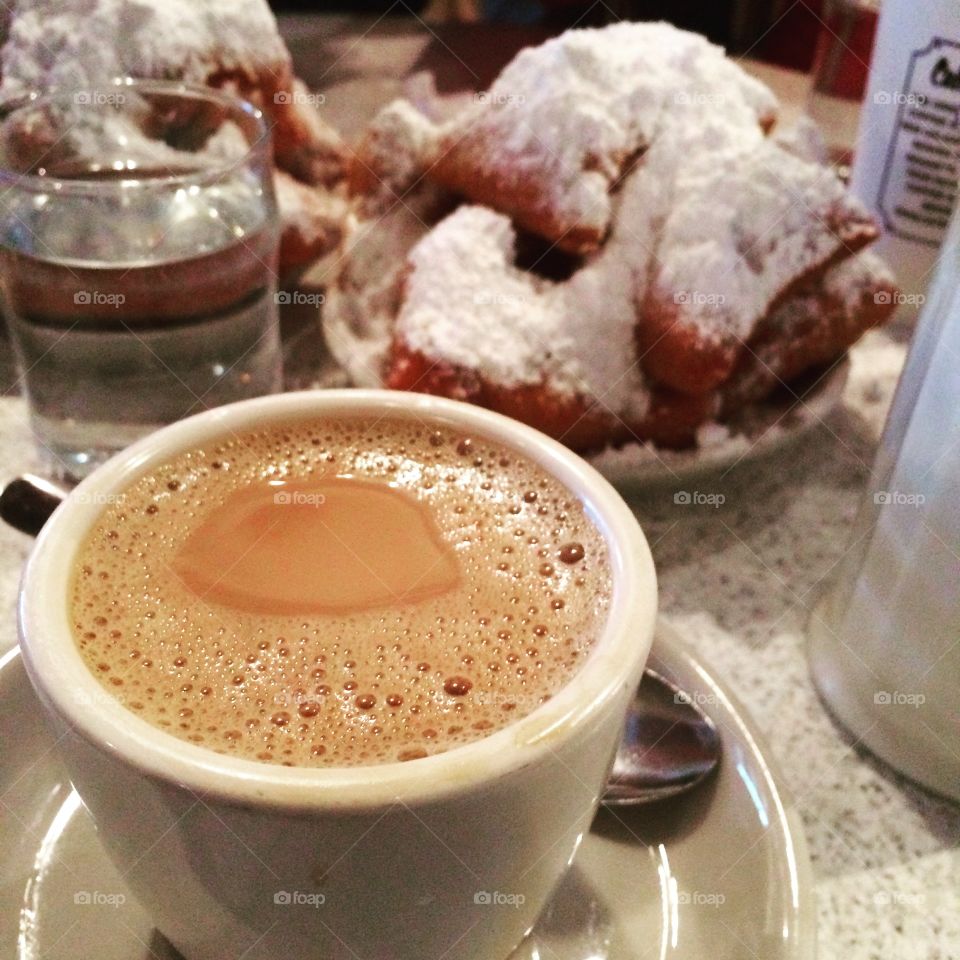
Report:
70,416,611,766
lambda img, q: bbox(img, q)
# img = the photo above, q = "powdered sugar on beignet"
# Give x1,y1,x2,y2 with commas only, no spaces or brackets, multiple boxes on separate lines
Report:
273,170,348,276
637,120,877,394
326,98,456,385
721,250,896,409
338,25,894,453
430,21,777,253
397,207,556,384
395,205,650,418
349,99,441,213
0,0,289,97
0,0,346,192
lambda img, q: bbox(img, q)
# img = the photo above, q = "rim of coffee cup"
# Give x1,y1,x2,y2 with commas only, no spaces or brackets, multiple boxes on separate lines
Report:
18,390,657,810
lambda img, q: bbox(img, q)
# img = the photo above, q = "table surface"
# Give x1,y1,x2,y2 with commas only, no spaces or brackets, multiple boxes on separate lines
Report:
1,16,958,960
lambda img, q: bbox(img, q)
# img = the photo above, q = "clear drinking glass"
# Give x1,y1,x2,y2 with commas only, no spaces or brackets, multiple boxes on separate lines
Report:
807,201,960,802
0,79,282,479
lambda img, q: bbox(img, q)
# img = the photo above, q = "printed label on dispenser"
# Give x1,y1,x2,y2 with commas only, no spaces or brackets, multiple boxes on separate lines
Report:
876,37,960,248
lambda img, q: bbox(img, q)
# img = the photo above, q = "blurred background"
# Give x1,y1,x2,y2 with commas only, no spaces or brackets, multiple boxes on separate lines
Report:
270,0,832,71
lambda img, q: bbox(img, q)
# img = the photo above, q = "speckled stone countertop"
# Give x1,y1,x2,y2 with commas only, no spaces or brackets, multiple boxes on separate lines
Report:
610,328,960,959
1,327,957,957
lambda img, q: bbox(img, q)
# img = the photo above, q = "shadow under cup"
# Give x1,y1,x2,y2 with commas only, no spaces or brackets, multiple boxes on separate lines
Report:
17,390,657,960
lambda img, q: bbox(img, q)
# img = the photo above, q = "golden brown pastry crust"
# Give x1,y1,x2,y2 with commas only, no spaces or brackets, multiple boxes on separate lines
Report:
386,341,719,452
721,255,897,412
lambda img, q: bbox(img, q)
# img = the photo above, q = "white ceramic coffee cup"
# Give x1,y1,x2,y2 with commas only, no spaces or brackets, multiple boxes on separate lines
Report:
18,389,657,960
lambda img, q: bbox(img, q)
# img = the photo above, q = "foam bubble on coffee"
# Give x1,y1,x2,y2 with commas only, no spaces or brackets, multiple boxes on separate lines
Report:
71,416,611,767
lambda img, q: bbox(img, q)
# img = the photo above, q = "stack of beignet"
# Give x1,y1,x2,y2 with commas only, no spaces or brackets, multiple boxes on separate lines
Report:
329,22,895,452
0,0,349,278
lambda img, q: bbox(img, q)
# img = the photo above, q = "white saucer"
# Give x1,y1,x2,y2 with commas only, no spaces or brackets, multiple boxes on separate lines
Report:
587,359,849,489
0,620,815,959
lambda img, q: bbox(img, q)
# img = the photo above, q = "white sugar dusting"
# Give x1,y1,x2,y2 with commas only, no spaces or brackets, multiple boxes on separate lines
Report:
353,98,440,212
646,120,875,343
823,250,896,310
436,21,778,242
324,207,429,387
324,96,450,385
396,205,650,415
398,206,555,382
274,169,348,248
0,0,290,99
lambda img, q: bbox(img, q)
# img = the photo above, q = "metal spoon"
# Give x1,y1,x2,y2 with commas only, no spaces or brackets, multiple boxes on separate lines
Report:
0,473,721,804
604,667,720,805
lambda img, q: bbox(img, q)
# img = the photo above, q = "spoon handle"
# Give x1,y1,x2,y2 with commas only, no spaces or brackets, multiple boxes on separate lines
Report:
0,474,70,536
